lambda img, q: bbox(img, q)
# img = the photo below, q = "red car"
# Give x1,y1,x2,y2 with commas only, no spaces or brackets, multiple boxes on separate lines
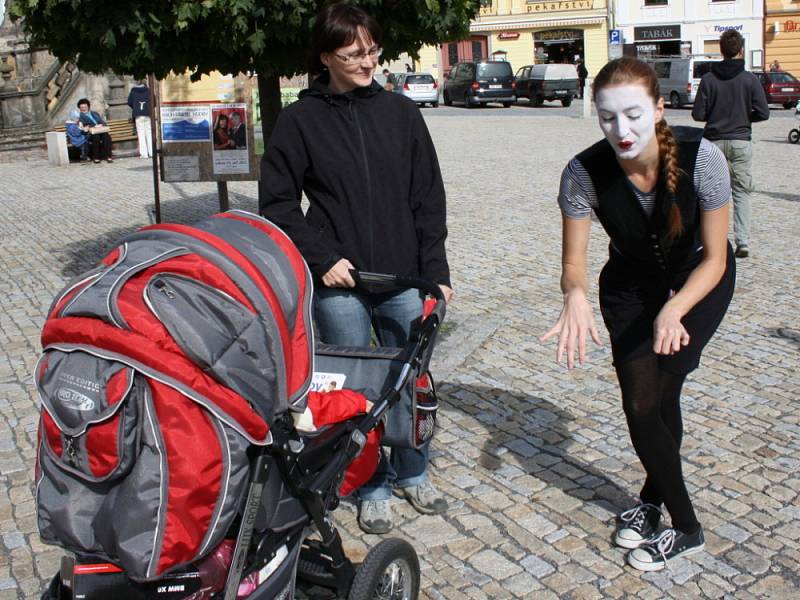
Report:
754,70,800,109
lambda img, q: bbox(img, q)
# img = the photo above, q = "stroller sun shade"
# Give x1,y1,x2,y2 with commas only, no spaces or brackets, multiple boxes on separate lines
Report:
35,211,314,580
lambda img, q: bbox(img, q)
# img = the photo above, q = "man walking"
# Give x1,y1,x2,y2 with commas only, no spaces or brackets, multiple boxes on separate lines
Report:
692,29,769,258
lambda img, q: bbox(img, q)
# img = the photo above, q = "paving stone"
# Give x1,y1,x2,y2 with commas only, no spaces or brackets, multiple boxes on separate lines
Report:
2,109,798,599
520,554,556,578
468,549,522,580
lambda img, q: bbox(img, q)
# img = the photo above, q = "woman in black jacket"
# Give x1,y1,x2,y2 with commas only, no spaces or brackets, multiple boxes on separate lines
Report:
259,3,452,535
542,58,735,571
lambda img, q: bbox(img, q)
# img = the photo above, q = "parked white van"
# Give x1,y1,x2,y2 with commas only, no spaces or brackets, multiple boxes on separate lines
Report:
642,55,722,108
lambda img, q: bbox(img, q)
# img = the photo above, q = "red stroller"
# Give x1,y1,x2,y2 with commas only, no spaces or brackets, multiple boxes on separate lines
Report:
35,211,444,600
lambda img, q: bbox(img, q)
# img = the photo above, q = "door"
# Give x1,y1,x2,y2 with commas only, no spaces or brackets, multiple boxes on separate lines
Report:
441,36,489,74
515,66,531,96
458,63,476,102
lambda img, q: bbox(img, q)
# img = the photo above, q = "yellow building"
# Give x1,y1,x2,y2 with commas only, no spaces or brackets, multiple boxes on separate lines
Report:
415,0,608,81
765,0,800,75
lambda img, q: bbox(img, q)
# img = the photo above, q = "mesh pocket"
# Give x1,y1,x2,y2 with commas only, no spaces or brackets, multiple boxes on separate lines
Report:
414,372,438,447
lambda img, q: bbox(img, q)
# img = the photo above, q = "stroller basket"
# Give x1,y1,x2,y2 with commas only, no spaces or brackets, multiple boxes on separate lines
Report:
315,343,439,449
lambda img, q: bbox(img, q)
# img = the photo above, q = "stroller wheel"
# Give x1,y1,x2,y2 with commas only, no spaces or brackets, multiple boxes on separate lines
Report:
347,538,420,600
789,129,800,144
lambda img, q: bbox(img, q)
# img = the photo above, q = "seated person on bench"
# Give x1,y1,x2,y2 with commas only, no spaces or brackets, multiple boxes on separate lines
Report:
65,111,90,164
77,98,113,163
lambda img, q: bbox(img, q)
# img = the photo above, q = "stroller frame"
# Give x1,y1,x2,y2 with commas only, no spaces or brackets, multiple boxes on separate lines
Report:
48,272,445,600
225,272,444,600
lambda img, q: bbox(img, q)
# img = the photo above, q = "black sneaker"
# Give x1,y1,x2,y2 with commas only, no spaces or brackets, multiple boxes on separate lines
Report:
614,503,661,549
735,244,750,258
627,527,705,572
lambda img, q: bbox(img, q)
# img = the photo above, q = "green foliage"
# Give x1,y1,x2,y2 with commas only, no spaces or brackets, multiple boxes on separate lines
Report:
10,0,480,80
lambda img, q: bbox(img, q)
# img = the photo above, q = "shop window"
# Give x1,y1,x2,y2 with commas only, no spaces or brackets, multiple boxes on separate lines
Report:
703,40,719,55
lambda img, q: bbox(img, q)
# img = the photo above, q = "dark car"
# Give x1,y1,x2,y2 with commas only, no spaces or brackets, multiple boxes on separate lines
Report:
442,60,515,108
754,70,800,109
514,63,579,107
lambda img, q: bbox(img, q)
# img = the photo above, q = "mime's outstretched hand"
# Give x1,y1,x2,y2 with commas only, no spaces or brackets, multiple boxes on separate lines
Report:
540,290,603,369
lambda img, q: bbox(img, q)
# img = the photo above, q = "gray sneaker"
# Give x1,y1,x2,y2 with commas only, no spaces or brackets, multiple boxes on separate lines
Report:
394,480,448,515
358,499,393,534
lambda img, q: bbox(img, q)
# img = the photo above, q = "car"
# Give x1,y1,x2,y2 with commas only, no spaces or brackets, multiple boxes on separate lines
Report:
642,55,721,108
514,63,578,107
393,72,439,107
753,71,800,109
442,60,515,108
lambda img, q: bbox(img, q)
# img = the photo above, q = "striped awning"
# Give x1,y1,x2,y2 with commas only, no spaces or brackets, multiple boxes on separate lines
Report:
471,15,606,32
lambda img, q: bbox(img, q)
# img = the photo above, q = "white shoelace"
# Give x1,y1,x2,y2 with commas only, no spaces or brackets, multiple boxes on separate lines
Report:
647,528,678,574
619,503,661,531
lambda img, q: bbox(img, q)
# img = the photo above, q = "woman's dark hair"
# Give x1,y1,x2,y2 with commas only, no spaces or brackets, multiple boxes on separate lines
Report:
214,114,228,129
310,2,382,73
719,30,744,60
593,57,683,240
77,98,91,108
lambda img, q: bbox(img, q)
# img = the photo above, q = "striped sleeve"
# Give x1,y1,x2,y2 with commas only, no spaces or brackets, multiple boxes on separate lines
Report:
557,158,595,219
694,138,731,211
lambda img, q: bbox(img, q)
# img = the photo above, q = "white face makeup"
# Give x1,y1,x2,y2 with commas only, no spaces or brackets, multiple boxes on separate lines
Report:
595,84,664,161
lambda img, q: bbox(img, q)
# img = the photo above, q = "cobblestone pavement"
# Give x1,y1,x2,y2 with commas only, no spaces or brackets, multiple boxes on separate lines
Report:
1,110,798,600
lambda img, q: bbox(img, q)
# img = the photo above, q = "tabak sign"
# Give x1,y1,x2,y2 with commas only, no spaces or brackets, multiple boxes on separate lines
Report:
498,31,521,40
634,24,681,42
526,0,593,13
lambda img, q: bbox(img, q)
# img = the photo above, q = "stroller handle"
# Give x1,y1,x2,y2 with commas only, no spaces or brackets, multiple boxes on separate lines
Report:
350,270,447,326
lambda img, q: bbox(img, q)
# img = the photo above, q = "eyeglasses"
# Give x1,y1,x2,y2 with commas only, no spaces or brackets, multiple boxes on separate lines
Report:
333,47,383,64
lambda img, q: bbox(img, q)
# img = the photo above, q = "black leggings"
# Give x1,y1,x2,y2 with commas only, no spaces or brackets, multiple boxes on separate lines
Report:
616,354,700,534
89,132,112,159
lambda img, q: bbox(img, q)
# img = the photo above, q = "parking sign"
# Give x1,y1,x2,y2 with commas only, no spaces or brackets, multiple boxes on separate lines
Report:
610,29,621,45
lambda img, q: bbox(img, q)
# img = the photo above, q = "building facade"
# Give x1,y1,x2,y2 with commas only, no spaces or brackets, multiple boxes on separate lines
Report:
613,0,764,69
415,0,609,82
765,0,800,74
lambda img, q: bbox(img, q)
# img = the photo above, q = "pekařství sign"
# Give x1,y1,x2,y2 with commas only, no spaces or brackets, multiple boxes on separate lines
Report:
526,0,593,13
634,24,681,42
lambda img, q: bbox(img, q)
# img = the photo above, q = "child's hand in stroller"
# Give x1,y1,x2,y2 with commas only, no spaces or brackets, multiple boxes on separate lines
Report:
322,258,356,288
293,389,373,433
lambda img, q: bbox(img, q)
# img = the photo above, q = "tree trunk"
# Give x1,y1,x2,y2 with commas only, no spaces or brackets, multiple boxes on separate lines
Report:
257,72,282,147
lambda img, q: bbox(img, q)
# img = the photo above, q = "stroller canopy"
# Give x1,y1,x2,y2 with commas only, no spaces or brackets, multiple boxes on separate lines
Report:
42,210,314,435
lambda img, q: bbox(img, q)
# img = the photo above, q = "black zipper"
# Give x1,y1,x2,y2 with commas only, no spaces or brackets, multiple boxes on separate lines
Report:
350,100,374,269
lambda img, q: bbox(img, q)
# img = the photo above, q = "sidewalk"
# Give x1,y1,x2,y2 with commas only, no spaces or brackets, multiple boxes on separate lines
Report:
1,112,798,599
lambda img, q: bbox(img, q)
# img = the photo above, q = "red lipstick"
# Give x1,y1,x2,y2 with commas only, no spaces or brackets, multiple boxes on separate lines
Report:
618,141,633,151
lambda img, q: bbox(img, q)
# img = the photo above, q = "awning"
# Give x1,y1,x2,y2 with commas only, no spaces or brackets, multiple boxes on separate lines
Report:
471,16,606,32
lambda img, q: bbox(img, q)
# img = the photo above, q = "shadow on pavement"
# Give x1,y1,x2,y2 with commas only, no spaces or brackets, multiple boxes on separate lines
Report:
56,194,258,278
438,381,632,514
755,189,800,202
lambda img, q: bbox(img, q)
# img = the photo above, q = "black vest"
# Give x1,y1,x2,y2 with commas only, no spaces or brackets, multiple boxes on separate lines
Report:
576,126,704,275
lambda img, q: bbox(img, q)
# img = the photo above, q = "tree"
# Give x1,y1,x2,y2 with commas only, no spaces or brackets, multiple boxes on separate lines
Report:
10,0,479,140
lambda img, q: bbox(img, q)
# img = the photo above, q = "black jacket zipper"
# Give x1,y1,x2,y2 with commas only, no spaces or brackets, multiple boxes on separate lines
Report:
350,100,374,270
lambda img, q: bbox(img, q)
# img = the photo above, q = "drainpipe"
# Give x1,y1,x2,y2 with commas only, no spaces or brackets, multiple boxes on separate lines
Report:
762,0,767,68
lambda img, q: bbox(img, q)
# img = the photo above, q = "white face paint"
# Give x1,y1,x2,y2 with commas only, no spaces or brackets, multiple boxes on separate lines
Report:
595,84,663,161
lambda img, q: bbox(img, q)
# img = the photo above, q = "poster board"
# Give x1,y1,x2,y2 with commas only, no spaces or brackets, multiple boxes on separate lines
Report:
158,71,260,182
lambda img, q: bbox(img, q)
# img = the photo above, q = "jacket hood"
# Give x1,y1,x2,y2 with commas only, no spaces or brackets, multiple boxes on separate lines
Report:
299,72,383,104
711,59,745,80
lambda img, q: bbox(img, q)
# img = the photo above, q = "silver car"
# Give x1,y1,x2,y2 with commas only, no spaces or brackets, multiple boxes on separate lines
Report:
393,73,439,107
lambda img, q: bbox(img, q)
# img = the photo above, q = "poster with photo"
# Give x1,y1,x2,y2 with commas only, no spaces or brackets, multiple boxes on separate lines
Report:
210,103,249,174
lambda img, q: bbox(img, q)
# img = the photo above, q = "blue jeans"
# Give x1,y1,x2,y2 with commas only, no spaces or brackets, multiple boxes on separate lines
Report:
314,286,430,501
